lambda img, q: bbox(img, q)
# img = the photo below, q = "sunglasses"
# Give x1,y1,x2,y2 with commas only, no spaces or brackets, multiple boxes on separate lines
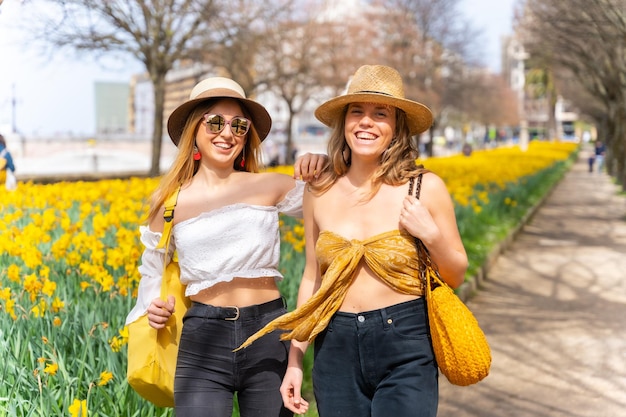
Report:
203,114,251,136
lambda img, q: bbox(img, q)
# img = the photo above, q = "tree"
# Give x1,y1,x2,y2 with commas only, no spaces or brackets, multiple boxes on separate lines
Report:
463,71,520,138
254,18,331,164
366,0,485,155
517,0,626,188
22,0,290,176
553,67,605,128
254,0,381,164
203,0,296,96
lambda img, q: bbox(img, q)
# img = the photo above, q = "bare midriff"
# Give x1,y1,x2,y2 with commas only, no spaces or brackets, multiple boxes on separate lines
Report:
339,262,420,313
189,276,281,307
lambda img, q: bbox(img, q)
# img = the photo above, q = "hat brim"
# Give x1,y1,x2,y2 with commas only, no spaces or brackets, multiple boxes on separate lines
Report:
314,92,433,136
167,94,272,146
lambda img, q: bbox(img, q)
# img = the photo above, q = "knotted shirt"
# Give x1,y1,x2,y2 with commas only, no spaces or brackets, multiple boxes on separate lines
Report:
238,229,423,349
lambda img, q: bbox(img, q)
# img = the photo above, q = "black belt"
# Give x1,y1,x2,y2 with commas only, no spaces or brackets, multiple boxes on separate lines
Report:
189,297,285,321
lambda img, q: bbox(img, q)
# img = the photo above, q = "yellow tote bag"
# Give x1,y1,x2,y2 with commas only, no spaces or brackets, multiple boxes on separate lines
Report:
127,187,190,407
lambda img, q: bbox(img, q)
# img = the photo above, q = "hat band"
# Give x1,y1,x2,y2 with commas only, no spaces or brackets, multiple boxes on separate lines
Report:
354,90,395,97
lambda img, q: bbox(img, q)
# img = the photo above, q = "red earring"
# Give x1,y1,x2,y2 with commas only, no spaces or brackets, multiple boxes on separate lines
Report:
193,146,201,161
240,155,245,168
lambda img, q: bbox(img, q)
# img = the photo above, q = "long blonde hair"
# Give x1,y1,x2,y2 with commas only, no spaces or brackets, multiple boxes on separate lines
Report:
147,99,263,223
310,105,428,199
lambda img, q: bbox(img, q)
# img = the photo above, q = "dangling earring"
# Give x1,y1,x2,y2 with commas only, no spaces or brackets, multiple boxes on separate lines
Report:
240,154,246,168
193,146,201,161
342,143,351,167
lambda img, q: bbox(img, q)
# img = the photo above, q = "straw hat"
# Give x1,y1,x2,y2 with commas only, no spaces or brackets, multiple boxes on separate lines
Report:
314,65,433,135
167,77,272,145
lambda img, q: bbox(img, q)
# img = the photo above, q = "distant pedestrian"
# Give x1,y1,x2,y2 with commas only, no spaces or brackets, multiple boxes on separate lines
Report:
0,134,17,191
594,140,606,173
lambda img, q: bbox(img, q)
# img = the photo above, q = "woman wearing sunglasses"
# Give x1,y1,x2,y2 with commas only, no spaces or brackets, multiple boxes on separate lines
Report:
125,76,325,417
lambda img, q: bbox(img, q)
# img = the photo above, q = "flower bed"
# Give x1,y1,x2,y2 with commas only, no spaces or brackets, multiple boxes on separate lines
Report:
0,141,578,416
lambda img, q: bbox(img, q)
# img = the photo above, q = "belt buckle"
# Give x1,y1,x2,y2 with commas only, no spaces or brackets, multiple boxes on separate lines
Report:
225,306,240,321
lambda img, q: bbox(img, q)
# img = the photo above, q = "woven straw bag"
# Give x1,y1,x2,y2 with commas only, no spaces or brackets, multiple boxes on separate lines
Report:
410,175,491,386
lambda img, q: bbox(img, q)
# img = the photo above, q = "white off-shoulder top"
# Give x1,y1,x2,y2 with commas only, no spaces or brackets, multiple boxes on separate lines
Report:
125,180,304,325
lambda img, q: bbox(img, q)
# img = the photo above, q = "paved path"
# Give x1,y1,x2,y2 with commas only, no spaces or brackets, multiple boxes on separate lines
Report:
438,151,626,416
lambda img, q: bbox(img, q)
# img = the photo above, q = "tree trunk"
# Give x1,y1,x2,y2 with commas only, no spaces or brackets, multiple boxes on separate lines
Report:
149,73,167,177
424,121,437,157
285,112,295,165
610,106,626,191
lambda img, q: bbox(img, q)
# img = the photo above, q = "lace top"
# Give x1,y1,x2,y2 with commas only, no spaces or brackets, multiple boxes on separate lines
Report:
125,180,305,325
237,229,422,349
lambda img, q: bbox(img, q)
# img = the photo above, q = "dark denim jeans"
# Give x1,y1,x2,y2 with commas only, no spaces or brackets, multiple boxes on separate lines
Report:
174,298,292,417
313,298,438,417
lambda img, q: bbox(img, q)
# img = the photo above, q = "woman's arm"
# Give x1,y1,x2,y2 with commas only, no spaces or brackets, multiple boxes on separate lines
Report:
270,153,329,217
279,188,320,414
400,172,468,288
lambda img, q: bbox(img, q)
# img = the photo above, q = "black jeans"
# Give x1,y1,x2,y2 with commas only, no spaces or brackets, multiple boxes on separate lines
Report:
313,298,438,417
174,298,292,417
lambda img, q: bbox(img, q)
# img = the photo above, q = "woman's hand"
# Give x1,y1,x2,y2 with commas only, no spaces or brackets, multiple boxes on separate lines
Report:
400,173,469,288
146,295,175,329
294,153,327,181
399,194,440,245
280,366,310,414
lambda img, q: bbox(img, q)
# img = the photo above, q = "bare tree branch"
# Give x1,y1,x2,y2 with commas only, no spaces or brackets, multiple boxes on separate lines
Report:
519,0,626,188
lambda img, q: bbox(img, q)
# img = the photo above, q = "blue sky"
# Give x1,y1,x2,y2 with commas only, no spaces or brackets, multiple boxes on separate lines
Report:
0,0,515,137
460,0,517,71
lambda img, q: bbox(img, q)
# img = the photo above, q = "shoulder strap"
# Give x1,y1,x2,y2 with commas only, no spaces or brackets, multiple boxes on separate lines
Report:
0,149,7,158
155,186,181,251
408,173,424,199
155,187,181,299
414,173,423,199
409,173,432,280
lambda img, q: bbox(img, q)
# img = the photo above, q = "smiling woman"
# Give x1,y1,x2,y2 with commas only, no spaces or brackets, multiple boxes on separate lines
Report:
238,65,467,417
124,75,326,416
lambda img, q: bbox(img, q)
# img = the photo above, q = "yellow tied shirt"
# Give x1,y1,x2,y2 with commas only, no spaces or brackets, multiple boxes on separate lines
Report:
237,229,423,350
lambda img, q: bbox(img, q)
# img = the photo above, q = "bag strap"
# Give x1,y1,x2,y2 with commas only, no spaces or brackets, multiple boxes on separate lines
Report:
154,187,181,299
156,186,180,290
408,173,423,199
408,173,426,254
408,174,425,252
408,174,444,291
155,187,181,252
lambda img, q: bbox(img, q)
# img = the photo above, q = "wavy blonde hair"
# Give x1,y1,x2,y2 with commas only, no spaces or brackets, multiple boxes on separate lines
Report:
310,104,428,199
146,98,263,223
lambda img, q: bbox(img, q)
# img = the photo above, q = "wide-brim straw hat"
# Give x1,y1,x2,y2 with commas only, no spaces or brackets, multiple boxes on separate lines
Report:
167,77,272,145
314,65,433,135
